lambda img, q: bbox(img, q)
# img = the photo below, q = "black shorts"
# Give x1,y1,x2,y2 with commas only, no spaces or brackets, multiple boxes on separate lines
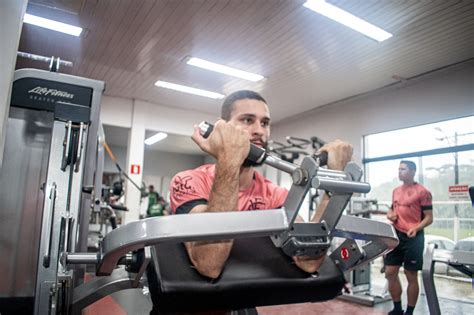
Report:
384,229,424,271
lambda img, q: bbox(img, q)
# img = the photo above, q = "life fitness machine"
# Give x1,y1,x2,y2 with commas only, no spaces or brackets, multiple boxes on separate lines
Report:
0,67,104,314
0,71,398,314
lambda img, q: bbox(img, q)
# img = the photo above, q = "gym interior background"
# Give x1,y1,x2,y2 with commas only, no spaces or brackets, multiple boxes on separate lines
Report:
1,1,473,314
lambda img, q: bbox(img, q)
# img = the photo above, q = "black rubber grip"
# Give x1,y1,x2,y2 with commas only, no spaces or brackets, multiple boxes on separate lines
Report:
109,217,117,229
313,151,328,167
247,144,267,164
198,121,267,164
110,204,128,211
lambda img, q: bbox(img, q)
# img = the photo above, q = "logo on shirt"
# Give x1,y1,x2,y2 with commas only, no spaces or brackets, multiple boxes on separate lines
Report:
172,175,196,197
246,197,266,210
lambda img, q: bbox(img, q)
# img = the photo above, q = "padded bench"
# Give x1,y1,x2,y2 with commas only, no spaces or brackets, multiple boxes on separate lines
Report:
147,236,345,313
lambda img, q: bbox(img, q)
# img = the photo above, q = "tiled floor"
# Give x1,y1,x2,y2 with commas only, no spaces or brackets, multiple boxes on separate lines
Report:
83,264,473,315
82,283,473,315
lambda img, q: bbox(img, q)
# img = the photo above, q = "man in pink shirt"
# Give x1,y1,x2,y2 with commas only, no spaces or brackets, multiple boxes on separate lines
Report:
385,160,433,315
169,90,353,279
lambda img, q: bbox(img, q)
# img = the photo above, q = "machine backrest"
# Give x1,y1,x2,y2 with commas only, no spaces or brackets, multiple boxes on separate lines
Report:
147,236,345,313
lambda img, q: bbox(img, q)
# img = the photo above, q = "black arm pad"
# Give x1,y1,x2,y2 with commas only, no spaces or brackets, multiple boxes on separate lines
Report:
147,237,345,312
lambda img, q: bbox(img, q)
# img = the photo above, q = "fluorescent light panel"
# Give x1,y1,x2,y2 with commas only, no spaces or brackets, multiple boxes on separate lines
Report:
303,0,392,42
187,57,264,82
24,13,82,36
155,80,224,99
145,132,168,145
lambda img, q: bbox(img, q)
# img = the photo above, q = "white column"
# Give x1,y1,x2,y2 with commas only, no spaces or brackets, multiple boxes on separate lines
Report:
124,99,145,223
0,0,28,168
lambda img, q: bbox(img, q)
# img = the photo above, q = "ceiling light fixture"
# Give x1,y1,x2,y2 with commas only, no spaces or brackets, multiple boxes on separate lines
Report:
144,132,168,145
303,0,392,42
187,57,264,82
23,13,83,36
155,80,225,99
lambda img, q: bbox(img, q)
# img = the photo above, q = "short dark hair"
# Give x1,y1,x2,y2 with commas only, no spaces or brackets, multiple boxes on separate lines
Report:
221,90,267,121
400,160,416,171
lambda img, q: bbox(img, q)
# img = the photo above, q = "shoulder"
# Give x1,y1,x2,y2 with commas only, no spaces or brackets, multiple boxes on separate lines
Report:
413,183,431,195
415,183,430,192
172,164,214,182
170,165,215,212
170,165,215,197
415,183,432,197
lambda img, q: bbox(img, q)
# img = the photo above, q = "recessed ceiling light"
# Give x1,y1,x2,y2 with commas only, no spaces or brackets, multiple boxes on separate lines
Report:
144,132,168,145
23,13,83,37
187,57,264,82
303,0,392,42
155,80,225,99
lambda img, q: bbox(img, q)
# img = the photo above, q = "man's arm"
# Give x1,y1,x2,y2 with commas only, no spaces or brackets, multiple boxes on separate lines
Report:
183,121,250,279
293,140,353,273
406,210,433,237
387,205,398,222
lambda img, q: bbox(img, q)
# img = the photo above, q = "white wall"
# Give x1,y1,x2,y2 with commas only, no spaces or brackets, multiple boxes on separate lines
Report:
100,96,216,222
143,150,205,178
272,61,474,164
100,96,134,128
100,96,216,136
143,151,205,204
104,145,127,173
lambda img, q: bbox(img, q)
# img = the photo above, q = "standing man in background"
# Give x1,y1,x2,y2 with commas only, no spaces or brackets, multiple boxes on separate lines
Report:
147,185,164,217
385,160,433,315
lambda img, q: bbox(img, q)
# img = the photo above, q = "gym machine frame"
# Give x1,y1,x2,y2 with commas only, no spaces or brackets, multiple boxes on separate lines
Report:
62,124,399,313
422,243,473,315
0,68,105,315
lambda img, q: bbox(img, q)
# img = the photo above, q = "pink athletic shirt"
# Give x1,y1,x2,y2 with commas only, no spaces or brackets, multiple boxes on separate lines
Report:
170,164,288,213
392,183,433,233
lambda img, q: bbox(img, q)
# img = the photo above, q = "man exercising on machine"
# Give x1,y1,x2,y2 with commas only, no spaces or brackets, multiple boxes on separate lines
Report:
170,90,353,278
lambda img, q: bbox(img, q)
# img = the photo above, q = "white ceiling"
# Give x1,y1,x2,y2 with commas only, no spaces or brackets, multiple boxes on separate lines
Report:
16,1,474,123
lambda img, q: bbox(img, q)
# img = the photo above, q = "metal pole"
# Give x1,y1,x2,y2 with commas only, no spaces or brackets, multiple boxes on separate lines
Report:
453,132,459,242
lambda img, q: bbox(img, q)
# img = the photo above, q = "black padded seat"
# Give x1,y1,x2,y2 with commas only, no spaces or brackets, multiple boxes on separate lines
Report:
147,236,345,313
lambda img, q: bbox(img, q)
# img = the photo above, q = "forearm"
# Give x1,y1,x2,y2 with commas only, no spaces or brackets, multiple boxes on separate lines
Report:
207,160,240,213
187,160,240,278
292,194,330,273
415,212,433,232
310,193,330,223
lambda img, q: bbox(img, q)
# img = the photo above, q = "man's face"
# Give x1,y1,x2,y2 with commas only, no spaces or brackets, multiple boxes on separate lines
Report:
228,98,271,149
398,163,415,181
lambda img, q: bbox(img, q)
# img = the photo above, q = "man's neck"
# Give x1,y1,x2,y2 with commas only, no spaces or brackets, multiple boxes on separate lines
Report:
402,179,415,185
239,166,255,190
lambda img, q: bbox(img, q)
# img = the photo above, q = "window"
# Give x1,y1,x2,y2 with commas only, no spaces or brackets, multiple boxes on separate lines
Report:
363,116,474,241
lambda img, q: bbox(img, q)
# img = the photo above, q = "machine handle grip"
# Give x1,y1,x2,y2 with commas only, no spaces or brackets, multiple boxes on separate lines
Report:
313,151,328,167
198,121,267,164
109,216,118,229
43,183,57,268
110,204,128,211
